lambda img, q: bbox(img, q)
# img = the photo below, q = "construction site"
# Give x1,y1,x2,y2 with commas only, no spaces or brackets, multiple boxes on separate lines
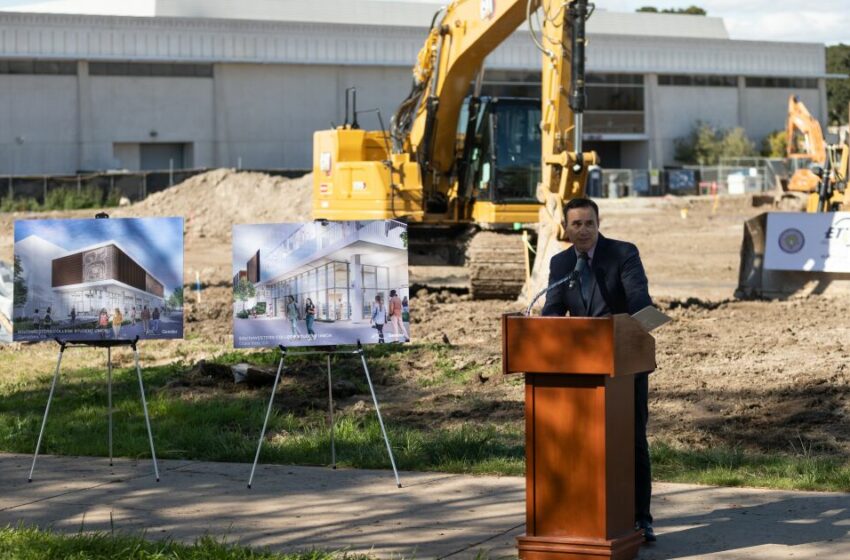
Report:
0,167,847,454
1,0,850,559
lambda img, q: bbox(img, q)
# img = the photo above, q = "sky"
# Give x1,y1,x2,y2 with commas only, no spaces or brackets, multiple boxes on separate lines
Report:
599,0,850,45
0,0,847,44
15,217,184,294
232,223,299,277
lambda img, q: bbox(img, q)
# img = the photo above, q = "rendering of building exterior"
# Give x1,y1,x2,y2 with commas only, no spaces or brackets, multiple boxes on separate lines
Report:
13,217,184,342
50,242,166,321
234,220,408,327
233,219,409,348
0,0,836,175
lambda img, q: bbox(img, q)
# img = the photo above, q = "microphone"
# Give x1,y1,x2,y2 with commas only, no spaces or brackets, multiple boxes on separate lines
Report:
524,270,579,316
569,254,587,290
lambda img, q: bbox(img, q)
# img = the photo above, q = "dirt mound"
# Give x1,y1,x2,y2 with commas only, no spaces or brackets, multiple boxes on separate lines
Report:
0,170,314,285
125,169,313,245
120,169,313,284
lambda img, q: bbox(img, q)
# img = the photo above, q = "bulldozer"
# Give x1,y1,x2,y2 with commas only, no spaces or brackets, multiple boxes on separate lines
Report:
737,96,850,298
312,0,597,300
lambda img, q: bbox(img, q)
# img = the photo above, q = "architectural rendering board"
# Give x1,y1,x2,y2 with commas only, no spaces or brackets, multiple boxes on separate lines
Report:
232,220,410,348
13,217,184,342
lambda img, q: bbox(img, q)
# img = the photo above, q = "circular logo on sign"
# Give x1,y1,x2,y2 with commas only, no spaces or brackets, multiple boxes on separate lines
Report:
778,228,805,253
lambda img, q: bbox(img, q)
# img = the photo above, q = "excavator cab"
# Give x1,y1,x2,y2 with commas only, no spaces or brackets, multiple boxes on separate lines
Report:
460,97,541,207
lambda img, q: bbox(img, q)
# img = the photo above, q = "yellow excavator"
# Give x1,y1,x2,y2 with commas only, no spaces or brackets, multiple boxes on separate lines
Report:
312,0,597,300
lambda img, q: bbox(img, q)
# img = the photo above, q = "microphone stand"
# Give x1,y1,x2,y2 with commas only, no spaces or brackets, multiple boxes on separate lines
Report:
524,272,577,316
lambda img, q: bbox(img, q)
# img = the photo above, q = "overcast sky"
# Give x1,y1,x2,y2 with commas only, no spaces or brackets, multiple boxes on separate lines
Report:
0,0,847,44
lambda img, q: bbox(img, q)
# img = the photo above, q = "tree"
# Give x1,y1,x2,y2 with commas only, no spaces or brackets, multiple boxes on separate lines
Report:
233,278,255,312
826,44,850,126
13,255,27,309
760,129,787,158
167,286,184,309
637,5,707,15
720,127,757,160
674,121,756,165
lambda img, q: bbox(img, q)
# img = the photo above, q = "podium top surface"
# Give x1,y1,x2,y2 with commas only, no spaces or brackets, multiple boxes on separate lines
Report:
501,314,655,377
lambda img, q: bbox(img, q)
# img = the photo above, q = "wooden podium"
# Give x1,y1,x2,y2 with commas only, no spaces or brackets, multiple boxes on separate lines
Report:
502,314,656,560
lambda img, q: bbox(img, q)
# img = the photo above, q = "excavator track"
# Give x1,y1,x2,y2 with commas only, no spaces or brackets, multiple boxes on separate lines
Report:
467,231,528,300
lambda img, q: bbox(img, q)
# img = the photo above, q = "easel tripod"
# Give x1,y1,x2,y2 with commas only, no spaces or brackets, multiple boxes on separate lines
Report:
248,341,401,489
29,336,160,482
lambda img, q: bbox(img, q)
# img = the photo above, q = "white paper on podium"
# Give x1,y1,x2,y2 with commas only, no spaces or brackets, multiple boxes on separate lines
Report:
631,305,672,332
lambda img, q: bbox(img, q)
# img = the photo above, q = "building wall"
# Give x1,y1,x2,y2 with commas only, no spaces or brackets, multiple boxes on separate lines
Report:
0,12,830,174
0,64,828,174
85,72,215,170
651,86,741,165
0,74,79,174
742,87,823,140
212,63,409,169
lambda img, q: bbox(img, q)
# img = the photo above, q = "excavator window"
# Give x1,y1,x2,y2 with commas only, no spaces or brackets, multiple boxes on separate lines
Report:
490,99,541,203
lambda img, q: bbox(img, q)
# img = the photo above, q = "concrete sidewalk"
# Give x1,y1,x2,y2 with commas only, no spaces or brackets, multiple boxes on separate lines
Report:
1,453,849,559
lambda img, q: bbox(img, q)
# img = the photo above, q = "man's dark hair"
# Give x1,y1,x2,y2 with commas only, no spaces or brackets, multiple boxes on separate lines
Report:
564,197,599,220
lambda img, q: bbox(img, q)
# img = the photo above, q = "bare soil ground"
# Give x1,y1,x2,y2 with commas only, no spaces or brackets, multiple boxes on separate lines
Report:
3,170,849,458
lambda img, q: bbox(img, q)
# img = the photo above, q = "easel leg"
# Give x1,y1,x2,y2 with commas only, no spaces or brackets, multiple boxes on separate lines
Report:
327,353,336,469
107,347,113,467
133,349,160,482
358,349,401,488
248,355,285,489
29,347,65,482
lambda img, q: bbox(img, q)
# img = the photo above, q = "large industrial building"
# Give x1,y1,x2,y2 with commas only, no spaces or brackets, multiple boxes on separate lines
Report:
0,0,834,175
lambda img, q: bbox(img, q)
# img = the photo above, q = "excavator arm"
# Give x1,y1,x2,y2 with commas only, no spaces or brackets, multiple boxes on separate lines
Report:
313,0,598,301
389,0,597,300
392,0,596,192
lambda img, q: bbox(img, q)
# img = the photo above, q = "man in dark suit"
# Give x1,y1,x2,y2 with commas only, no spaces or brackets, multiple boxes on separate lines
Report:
541,196,656,543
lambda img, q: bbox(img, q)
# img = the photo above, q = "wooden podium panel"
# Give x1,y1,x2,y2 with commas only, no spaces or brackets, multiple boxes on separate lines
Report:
502,315,655,377
503,314,655,560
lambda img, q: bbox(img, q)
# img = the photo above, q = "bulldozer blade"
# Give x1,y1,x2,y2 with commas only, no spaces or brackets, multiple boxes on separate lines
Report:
736,212,850,299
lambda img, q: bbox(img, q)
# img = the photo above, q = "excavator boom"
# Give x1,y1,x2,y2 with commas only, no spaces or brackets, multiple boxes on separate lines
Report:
313,0,598,300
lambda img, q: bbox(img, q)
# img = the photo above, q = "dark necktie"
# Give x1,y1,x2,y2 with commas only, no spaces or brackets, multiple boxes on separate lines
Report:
577,252,592,307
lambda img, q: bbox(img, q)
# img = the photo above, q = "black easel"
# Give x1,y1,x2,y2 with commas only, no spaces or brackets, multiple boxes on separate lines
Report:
247,341,400,489
28,336,160,482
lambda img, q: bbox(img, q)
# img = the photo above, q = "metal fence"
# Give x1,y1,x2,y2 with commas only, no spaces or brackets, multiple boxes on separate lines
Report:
589,158,792,198
1,167,310,207
0,159,799,209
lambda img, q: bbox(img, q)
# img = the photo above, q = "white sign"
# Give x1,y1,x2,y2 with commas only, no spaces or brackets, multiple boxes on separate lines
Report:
764,212,850,272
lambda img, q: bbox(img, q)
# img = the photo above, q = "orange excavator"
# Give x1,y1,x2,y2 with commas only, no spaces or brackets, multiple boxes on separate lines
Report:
784,95,847,212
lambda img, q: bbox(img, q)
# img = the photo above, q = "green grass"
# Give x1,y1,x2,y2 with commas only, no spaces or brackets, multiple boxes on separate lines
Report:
2,353,850,489
0,186,121,212
0,525,368,560
0,358,524,475
652,440,850,491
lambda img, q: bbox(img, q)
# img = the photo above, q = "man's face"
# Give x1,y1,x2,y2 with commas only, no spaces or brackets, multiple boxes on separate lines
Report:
565,206,599,253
